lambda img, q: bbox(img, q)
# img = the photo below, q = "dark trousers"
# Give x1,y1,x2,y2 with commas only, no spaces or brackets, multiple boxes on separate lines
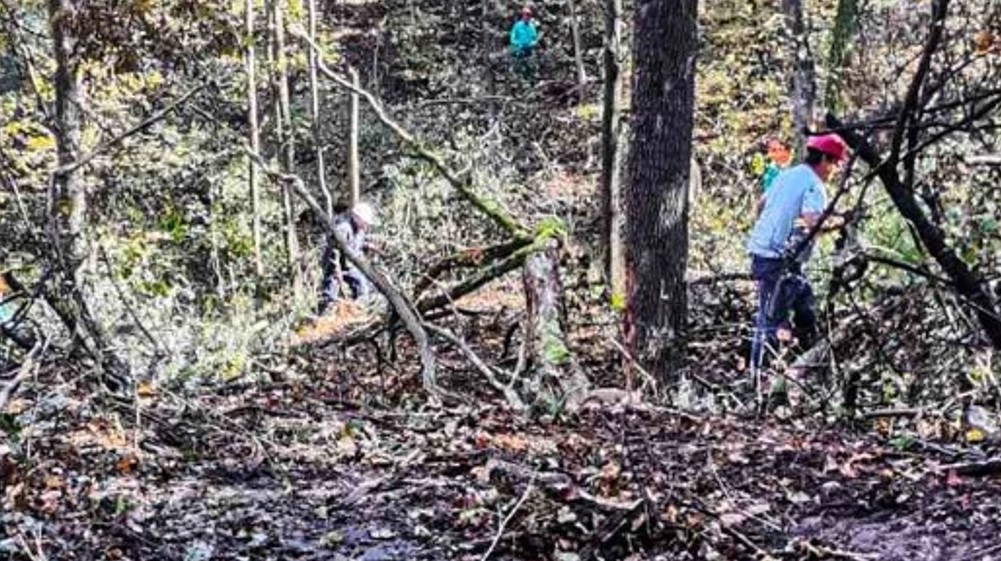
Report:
317,245,371,315
512,47,537,79
750,255,817,370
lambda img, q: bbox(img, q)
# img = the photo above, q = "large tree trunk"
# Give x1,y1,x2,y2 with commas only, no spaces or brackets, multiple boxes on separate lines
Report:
782,0,816,153
600,0,626,301
307,0,333,219
522,240,588,410
625,0,697,380
245,0,264,277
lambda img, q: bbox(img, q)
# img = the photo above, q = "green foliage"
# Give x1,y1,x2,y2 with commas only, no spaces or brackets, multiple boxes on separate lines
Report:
534,216,569,243
541,319,571,365
889,435,915,451
864,202,924,267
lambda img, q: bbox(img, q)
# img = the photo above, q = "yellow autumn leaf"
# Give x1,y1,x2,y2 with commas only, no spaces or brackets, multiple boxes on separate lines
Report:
137,380,156,397
26,134,56,152
609,291,626,312
336,435,358,456
965,428,985,443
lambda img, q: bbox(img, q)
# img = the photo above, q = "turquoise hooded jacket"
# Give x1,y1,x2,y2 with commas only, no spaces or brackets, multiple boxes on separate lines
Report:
510,20,538,53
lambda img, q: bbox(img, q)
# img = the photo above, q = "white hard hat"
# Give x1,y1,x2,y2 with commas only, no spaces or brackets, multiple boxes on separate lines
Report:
352,201,379,226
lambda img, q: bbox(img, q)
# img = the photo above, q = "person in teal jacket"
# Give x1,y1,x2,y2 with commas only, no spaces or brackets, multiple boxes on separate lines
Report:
509,6,539,77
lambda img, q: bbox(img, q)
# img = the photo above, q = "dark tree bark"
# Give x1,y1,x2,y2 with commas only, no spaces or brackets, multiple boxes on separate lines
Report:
306,0,334,221
245,0,264,277
826,0,858,113
600,0,626,300
625,0,697,380
269,0,299,286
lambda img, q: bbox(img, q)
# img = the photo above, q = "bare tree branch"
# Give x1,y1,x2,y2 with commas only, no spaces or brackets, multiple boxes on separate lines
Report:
0,338,47,412
828,112,1001,351
889,0,949,164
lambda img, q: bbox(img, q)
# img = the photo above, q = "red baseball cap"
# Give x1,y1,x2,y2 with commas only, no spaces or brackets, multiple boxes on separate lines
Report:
806,134,848,162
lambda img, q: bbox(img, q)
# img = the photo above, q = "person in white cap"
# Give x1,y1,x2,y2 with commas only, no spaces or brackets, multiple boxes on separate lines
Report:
317,202,380,314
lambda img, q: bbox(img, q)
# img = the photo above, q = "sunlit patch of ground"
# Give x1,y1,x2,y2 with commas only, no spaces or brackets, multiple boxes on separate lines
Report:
291,300,378,345
453,281,525,312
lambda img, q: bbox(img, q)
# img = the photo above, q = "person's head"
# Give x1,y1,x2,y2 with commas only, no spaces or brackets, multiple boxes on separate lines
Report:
520,5,532,20
766,139,791,166
804,133,848,181
351,201,379,230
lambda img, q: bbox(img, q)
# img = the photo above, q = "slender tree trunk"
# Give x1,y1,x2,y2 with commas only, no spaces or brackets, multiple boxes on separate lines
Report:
307,0,333,219
568,0,587,99
348,66,361,206
245,0,264,277
625,0,697,380
47,0,127,388
826,0,858,114
49,0,86,280
482,0,494,101
272,0,300,285
782,0,816,153
206,181,226,299
600,0,626,300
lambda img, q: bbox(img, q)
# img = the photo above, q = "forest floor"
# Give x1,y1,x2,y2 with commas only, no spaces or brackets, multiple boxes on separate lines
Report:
3,341,1001,561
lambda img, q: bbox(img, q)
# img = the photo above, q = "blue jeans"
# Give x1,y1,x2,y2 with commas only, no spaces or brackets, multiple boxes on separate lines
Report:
317,235,374,315
750,255,817,370
317,269,371,314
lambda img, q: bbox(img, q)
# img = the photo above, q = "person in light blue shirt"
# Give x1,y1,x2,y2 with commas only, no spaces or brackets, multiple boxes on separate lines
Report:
509,6,539,77
0,272,13,325
748,164,828,261
748,134,848,371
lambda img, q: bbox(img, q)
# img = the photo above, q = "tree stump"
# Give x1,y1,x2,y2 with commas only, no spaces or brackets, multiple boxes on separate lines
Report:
522,239,588,412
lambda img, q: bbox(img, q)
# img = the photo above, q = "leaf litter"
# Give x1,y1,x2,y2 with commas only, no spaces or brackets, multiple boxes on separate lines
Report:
2,362,1000,560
